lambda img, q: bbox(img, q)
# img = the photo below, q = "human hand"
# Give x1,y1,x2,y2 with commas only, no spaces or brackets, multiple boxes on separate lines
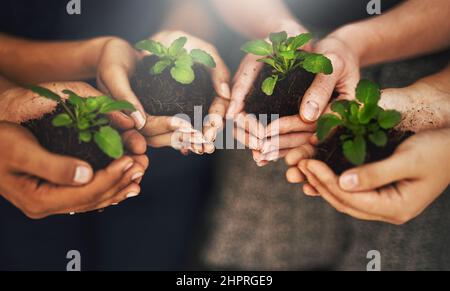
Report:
97,36,229,154
0,122,149,219
291,129,450,225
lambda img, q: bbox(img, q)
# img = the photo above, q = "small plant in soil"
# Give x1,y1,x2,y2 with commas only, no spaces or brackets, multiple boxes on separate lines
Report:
241,31,333,120
315,79,413,174
24,86,135,170
132,37,216,122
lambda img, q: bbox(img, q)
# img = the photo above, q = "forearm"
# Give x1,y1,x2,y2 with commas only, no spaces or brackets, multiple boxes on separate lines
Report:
212,0,306,38
0,34,113,84
331,0,450,67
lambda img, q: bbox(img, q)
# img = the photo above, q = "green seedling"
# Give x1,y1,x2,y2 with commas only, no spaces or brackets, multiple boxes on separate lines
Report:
135,37,216,85
317,79,402,166
241,31,333,95
29,86,135,159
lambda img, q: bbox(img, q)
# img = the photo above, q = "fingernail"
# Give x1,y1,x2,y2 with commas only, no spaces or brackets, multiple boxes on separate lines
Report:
340,173,359,190
131,111,146,130
131,172,144,181
112,203,119,206
303,100,319,121
226,101,236,119
74,165,92,184
126,192,139,198
123,162,134,172
220,83,231,99
69,212,76,216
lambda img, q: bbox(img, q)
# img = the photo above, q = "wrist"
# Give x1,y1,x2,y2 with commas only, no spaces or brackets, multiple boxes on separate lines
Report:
329,23,375,67
81,36,116,77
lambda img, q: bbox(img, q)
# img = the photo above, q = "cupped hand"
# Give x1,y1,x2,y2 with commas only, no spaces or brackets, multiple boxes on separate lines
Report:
0,122,149,219
294,129,450,225
97,35,230,155
228,26,317,166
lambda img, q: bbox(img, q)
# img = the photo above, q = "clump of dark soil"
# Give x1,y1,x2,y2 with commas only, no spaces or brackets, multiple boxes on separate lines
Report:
244,65,315,122
316,128,414,175
22,105,113,171
131,55,215,123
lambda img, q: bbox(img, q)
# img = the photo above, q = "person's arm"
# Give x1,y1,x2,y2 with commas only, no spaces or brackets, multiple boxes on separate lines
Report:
333,0,450,67
212,0,305,39
0,34,113,84
298,0,450,124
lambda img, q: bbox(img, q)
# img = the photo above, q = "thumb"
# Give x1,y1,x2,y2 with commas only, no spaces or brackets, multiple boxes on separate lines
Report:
20,143,94,186
339,151,414,192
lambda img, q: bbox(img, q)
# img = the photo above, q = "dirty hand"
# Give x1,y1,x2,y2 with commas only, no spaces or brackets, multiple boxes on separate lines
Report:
97,36,229,155
299,35,360,123
228,25,315,166
285,69,450,190
0,121,149,219
293,129,450,225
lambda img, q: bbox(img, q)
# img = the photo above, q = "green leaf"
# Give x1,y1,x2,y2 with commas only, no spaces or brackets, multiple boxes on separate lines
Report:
95,117,110,126
358,103,379,124
287,33,312,50
52,113,73,127
269,31,288,45
170,65,195,84
190,49,216,68
369,130,388,147
317,114,343,141
241,40,273,56
343,135,366,166
279,50,296,60
96,95,113,105
378,110,401,129
349,102,360,123
28,85,62,102
79,131,92,143
63,90,83,107
86,98,100,112
100,100,136,114
169,37,187,56
356,79,380,105
175,53,194,68
257,57,276,67
302,53,333,75
261,75,278,96
77,119,90,130
150,59,172,75
331,100,350,119
94,126,124,159
135,40,166,57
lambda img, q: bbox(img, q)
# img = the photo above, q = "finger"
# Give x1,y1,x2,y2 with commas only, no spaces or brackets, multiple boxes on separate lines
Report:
300,54,344,122
339,151,415,192
130,154,149,170
95,183,142,209
266,115,317,137
261,133,312,155
303,183,320,197
258,149,290,163
235,113,266,140
98,64,147,130
40,156,135,213
108,111,135,131
285,144,316,166
303,159,387,222
147,131,204,149
204,96,227,143
14,141,94,186
122,129,147,155
234,126,262,150
209,51,231,99
227,54,263,118
142,115,194,137
286,167,305,184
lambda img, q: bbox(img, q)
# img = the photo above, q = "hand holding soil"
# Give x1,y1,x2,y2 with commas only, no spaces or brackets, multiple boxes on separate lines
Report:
97,34,229,155
294,128,450,225
0,121,149,219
